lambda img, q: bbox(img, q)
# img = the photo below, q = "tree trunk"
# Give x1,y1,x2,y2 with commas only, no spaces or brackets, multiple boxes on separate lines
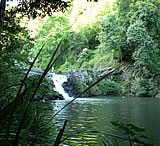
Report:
0,0,6,40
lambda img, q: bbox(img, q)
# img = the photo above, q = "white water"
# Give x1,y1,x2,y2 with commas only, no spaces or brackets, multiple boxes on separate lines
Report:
27,69,73,100
49,73,73,100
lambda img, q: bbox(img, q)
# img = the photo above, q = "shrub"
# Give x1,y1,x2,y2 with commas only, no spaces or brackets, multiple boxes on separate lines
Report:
132,78,158,97
90,79,121,96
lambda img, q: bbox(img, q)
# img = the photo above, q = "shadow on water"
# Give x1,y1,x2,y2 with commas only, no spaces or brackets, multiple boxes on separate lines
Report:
50,96,160,145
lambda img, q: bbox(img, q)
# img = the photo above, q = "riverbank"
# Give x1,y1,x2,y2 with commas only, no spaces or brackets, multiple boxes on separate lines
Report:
62,67,160,98
0,64,159,145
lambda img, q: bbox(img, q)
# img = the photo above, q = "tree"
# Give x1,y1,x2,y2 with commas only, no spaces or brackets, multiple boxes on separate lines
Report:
32,15,71,70
0,0,6,40
99,14,132,62
126,1,160,77
0,0,71,39
99,0,160,76
0,0,72,69
15,0,71,18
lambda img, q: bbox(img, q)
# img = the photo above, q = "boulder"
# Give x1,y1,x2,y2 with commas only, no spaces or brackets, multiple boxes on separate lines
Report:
63,68,116,97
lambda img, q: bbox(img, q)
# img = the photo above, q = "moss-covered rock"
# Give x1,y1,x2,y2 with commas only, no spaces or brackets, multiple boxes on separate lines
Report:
63,67,121,97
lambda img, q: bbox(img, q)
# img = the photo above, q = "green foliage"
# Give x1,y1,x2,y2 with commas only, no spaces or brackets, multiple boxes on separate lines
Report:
132,78,158,97
32,16,71,70
0,0,160,144
126,1,160,77
99,0,160,77
30,0,113,72
90,79,121,96
100,79,121,95
0,91,54,145
75,48,94,68
121,80,132,95
89,50,115,69
33,14,102,71
63,22,101,70
0,12,33,99
99,14,121,52
80,22,101,50
99,13,132,62
0,10,33,67
0,40,63,145
111,121,151,145
9,0,71,19
69,0,111,30
127,20,159,77
115,0,135,29
27,75,58,100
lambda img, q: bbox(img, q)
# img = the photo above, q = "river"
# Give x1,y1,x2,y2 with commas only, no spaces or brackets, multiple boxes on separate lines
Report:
51,96,160,145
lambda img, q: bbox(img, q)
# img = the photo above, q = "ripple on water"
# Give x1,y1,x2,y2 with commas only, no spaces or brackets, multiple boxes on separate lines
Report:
52,96,160,145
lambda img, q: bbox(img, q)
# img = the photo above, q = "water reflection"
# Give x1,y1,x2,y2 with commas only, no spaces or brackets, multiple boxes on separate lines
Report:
52,96,160,145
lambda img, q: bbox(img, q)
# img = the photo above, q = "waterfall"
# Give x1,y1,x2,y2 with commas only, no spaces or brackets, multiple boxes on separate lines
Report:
49,73,73,100
26,69,72,100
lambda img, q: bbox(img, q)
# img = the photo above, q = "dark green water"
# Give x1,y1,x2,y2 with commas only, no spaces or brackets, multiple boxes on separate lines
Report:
52,96,160,145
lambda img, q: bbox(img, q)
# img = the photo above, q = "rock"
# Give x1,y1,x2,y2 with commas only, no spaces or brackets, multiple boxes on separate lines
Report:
34,93,64,101
62,81,83,98
155,94,160,98
63,68,116,97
